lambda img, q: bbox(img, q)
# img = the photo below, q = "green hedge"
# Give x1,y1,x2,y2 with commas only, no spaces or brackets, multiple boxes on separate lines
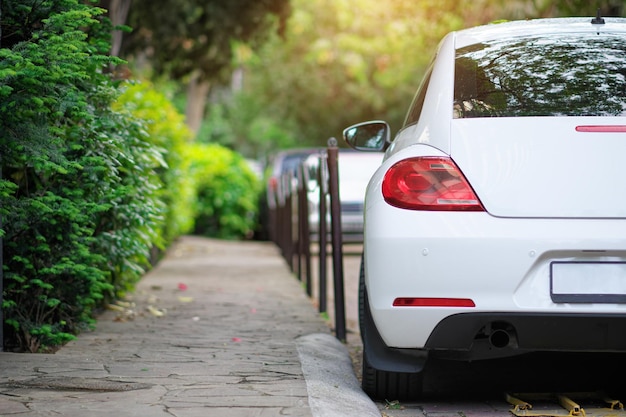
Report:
115,81,196,248
0,0,164,352
188,143,261,240
116,83,261,242
0,0,262,352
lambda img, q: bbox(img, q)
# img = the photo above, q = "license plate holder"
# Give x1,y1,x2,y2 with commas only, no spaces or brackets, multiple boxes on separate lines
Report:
550,261,626,303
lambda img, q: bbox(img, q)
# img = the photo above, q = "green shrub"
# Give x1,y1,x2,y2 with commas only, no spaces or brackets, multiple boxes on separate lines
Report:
89,100,166,298
0,0,164,352
0,0,262,352
187,143,260,239
115,81,196,247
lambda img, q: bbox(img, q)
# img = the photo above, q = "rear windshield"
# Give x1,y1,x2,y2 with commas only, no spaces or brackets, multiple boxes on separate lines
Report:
454,34,626,118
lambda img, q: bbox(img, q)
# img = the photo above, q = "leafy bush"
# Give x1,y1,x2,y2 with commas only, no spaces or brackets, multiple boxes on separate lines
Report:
187,143,260,239
89,97,166,299
0,0,264,352
115,81,196,247
0,0,164,352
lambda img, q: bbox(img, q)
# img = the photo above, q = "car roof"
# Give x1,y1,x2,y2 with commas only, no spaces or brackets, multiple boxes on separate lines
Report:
271,148,322,172
453,17,626,49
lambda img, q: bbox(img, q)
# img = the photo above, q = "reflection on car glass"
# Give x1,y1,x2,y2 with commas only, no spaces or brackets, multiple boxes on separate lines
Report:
454,35,626,118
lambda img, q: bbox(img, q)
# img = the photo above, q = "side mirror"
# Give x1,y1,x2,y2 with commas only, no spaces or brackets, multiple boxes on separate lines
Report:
342,121,390,152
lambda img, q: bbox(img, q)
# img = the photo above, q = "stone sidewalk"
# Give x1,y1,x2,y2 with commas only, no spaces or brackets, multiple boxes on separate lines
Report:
0,236,380,417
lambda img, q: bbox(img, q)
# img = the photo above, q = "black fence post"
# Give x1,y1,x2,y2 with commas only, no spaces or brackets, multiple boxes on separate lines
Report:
326,138,346,342
297,161,313,290
268,202,277,244
296,166,303,282
317,152,328,314
286,172,297,271
273,181,282,249
298,162,312,296
276,173,288,262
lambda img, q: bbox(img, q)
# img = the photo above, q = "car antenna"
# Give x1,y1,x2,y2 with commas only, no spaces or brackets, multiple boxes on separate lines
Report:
591,9,605,25
591,9,605,34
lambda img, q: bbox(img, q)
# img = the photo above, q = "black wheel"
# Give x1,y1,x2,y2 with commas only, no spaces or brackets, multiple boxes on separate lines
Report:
358,255,424,400
358,255,366,337
362,354,423,401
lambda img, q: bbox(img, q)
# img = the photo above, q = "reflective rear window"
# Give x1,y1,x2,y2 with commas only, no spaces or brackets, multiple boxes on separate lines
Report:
454,34,626,118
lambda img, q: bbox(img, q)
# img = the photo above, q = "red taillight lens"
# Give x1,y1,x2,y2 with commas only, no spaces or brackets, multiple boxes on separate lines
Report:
382,157,484,211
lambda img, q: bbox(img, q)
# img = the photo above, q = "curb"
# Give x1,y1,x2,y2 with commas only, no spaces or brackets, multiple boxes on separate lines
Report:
297,333,380,417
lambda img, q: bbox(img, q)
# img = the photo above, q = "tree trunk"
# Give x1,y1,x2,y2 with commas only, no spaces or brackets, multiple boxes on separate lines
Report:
99,0,131,57
110,0,131,57
186,72,211,134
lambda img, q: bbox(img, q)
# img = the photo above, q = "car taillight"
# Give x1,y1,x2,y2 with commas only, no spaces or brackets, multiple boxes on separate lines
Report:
382,157,484,211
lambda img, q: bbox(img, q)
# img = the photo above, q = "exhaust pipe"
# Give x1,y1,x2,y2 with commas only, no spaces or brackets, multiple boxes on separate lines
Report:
489,328,512,349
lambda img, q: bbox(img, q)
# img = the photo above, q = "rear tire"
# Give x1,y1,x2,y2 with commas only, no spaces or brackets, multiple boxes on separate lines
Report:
362,354,423,400
358,255,424,400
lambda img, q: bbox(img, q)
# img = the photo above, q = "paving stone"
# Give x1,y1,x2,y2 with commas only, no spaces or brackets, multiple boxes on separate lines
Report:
0,237,360,417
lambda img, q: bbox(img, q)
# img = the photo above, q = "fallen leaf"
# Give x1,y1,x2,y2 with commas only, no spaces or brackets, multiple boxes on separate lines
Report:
147,305,166,317
115,300,135,308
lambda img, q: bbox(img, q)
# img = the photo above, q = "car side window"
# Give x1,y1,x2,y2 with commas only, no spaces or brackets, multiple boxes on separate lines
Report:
402,66,433,128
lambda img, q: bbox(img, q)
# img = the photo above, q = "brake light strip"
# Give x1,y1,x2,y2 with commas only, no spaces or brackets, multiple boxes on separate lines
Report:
575,125,626,133
393,297,475,307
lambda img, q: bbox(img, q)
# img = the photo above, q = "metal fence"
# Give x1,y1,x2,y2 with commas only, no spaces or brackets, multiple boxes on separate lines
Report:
268,138,347,342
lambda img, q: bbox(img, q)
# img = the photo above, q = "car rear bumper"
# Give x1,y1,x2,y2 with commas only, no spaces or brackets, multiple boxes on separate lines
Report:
363,206,626,350
425,312,626,360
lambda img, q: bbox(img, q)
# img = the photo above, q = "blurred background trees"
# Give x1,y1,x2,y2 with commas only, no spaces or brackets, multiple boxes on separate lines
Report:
134,0,621,161
122,0,291,133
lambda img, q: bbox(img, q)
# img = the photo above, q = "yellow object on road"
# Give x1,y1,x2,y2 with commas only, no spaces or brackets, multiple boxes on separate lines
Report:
507,392,624,417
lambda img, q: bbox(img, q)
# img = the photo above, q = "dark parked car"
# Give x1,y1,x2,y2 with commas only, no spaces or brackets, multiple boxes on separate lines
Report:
256,148,321,241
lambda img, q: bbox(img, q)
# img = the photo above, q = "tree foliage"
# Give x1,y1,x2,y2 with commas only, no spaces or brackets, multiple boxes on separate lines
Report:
123,0,291,83
199,90,296,160
219,0,473,152
121,0,292,132
500,0,623,19
204,0,623,157
118,0,626,155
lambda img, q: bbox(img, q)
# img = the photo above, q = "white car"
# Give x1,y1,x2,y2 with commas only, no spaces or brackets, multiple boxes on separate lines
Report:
305,150,383,242
343,16,626,399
